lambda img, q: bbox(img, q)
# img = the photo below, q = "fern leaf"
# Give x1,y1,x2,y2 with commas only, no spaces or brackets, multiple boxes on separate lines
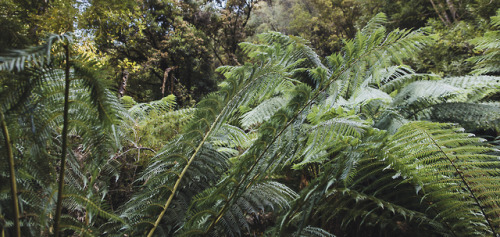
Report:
240,95,291,129
429,102,500,132
386,121,500,235
0,33,73,71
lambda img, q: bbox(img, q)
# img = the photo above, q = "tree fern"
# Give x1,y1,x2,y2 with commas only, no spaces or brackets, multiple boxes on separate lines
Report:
180,14,431,236
378,75,500,133
277,120,500,236
116,31,322,236
0,34,124,236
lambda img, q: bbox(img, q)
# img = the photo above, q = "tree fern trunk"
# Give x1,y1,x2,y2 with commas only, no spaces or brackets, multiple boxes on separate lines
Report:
54,43,71,237
0,111,21,237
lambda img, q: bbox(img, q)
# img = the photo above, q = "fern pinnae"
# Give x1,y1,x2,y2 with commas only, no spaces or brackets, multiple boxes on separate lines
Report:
386,122,500,235
422,129,497,236
0,33,73,72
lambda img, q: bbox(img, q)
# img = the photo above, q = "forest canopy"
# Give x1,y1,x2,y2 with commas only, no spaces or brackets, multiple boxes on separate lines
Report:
1,0,499,236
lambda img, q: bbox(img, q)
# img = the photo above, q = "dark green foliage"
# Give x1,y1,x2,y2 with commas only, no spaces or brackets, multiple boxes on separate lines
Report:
0,34,124,236
1,6,500,237
430,102,500,132
469,9,500,75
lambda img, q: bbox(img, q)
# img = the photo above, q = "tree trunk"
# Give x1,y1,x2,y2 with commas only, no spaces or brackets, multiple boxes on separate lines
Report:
54,43,71,237
0,111,20,237
118,69,129,98
445,0,458,22
430,0,452,27
161,67,176,97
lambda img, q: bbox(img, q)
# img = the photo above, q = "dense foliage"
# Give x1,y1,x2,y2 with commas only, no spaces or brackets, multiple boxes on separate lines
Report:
1,1,499,237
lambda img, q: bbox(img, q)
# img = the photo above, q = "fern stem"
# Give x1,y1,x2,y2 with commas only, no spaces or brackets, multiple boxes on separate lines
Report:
0,111,21,237
424,130,497,236
54,43,71,237
146,125,213,237
146,68,258,237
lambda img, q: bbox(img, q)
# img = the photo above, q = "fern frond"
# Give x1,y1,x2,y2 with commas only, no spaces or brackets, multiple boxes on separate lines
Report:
429,102,500,132
63,193,124,223
441,75,500,101
0,33,73,71
128,94,177,120
360,13,387,35
183,181,297,236
386,121,500,235
210,123,251,149
391,81,462,107
468,9,500,75
122,31,319,236
180,18,432,235
240,95,291,130
292,226,335,237
292,116,369,169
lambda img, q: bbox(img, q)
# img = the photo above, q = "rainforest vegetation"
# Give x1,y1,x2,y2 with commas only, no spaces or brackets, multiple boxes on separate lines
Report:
1,0,500,236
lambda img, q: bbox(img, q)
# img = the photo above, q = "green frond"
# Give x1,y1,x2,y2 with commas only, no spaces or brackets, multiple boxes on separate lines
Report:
1,33,124,236
360,13,387,35
0,33,73,71
292,116,369,169
127,31,320,236
278,120,500,236
292,226,335,237
377,67,440,93
441,75,500,102
258,32,326,70
429,102,500,132
63,193,124,223
183,181,297,236
347,87,392,110
210,123,251,149
178,20,433,235
59,215,97,237
240,95,291,130
469,10,500,75
392,80,463,106
386,121,500,235
327,25,430,99
442,75,500,88
128,94,177,120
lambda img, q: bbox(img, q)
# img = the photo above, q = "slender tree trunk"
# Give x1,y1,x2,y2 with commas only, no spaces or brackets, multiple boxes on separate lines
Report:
437,0,452,25
0,111,21,237
54,43,71,237
118,69,129,98
445,0,458,22
430,0,451,27
171,75,175,95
